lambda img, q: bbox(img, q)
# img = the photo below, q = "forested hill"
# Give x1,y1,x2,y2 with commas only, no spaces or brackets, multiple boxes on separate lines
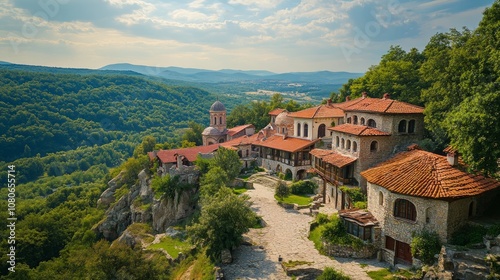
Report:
0,68,216,163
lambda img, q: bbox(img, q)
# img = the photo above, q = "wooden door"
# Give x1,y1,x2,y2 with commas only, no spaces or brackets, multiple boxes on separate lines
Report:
395,240,412,264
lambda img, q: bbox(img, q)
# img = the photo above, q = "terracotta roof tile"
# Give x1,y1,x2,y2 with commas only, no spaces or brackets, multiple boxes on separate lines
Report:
361,149,500,199
330,124,391,136
221,134,260,147
268,108,286,116
227,124,254,136
288,105,344,119
253,135,317,153
310,148,357,168
156,144,220,163
335,97,424,114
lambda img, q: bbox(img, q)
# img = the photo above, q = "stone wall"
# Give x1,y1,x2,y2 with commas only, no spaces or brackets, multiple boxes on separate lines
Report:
322,241,378,259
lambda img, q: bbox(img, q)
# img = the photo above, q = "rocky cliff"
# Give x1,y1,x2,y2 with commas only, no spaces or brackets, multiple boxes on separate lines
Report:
94,169,197,240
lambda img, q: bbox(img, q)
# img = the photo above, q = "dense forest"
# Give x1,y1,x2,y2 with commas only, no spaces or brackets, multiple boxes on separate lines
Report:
331,0,500,176
0,0,499,278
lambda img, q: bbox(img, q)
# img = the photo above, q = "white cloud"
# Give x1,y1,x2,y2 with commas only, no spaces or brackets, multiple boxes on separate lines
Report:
227,0,282,9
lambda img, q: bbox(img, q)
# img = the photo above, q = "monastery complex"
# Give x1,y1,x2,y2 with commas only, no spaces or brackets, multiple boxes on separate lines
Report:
149,93,500,266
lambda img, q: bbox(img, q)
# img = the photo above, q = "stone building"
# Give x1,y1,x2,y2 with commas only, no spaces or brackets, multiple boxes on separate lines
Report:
361,146,500,265
310,93,425,209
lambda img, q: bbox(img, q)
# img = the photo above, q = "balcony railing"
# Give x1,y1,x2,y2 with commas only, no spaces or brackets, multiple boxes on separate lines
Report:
314,166,352,185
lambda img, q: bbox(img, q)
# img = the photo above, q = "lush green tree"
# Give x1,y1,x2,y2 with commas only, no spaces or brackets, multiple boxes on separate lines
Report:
411,229,441,265
210,147,241,182
133,136,156,157
180,140,196,148
182,121,204,146
199,166,229,198
188,187,255,260
275,181,290,199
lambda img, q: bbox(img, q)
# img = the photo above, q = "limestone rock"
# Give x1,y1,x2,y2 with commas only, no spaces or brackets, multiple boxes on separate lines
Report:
152,189,196,233
491,246,500,255
221,249,232,264
97,170,124,207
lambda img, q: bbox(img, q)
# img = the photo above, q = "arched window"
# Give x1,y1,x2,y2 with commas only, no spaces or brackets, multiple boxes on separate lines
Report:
398,120,407,133
304,123,309,137
367,119,376,128
297,123,301,136
318,124,326,138
218,138,225,143
347,117,352,124
353,115,358,125
379,192,384,205
214,117,217,125
370,141,378,152
394,199,416,221
336,136,340,147
360,118,365,125
220,116,223,125
346,140,351,150
341,138,345,149
352,141,358,152
408,120,416,133
469,201,474,217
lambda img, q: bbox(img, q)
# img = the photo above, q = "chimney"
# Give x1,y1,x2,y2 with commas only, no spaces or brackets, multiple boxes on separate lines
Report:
362,92,368,98
326,99,332,106
444,147,459,166
382,93,390,100
346,96,351,101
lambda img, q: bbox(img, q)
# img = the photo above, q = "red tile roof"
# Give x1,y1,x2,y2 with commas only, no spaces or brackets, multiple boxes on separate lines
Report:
288,105,344,119
156,144,220,163
361,149,500,199
268,108,286,116
253,135,317,153
330,124,391,136
227,124,254,136
310,148,357,168
339,209,379,226
221,134,260,147
335,97,424,114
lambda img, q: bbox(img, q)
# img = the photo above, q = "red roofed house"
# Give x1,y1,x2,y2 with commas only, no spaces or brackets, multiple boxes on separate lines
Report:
310,93,425,209
361,146,500,265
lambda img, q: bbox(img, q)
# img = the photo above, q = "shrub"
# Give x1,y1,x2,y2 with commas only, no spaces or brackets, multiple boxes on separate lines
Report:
339,186,366,204
450,223,487,246
275,181,289,199
315,213,330,225
317,267,351,280
290,180,317,195
322,216,346,240
353,201,367,209
411,229,441,265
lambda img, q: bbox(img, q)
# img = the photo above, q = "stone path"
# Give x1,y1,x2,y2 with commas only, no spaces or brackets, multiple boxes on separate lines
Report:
222,182,389,279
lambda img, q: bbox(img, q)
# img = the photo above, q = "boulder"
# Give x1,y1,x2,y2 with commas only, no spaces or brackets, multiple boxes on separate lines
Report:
221,249,232,264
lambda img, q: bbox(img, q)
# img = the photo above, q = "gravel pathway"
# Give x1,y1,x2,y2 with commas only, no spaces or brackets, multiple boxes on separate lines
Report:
221,182,388,279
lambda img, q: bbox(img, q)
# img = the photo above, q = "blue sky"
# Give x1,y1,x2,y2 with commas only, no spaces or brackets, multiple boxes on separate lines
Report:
0,0,494,73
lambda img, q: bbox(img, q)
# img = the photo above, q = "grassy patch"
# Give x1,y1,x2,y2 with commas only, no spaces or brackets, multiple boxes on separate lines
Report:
309,224,325,252
148,236,191,259
360,263,368,268
367,268,417,280
282,260,313,268
232,186,248,195
275,194,312,206
170,250,215,280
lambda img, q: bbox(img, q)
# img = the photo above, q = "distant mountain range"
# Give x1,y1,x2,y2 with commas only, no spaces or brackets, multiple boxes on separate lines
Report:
100,63,363,84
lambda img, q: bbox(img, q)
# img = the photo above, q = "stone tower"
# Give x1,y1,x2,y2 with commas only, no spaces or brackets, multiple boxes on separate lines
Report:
202,100,228,145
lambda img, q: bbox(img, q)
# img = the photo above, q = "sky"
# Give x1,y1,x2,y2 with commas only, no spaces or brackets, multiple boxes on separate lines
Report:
0,0,495,73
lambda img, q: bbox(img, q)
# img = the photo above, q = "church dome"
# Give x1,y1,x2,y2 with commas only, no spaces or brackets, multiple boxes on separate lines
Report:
275,112,293,126
210,100,226,112
202,126,221,135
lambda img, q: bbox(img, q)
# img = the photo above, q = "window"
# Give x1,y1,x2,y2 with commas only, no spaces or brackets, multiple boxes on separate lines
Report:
394,199,417,221
347,117,351,123
272,117,275,123
336,136,340,147
385,236,395,251
304,123,309,137
218,138,225,143
220,116,223,125
345,221,371,240
318,124,326,138
353,115,358,125
398,120,407,133
352,141,357,152
367,119,376,128
379,191,383,205
346,140,351,151
360,117,365,125
214,117,217,125
370,141,378,152
408,120,416,133
297,123,301,136
341,138,345,149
